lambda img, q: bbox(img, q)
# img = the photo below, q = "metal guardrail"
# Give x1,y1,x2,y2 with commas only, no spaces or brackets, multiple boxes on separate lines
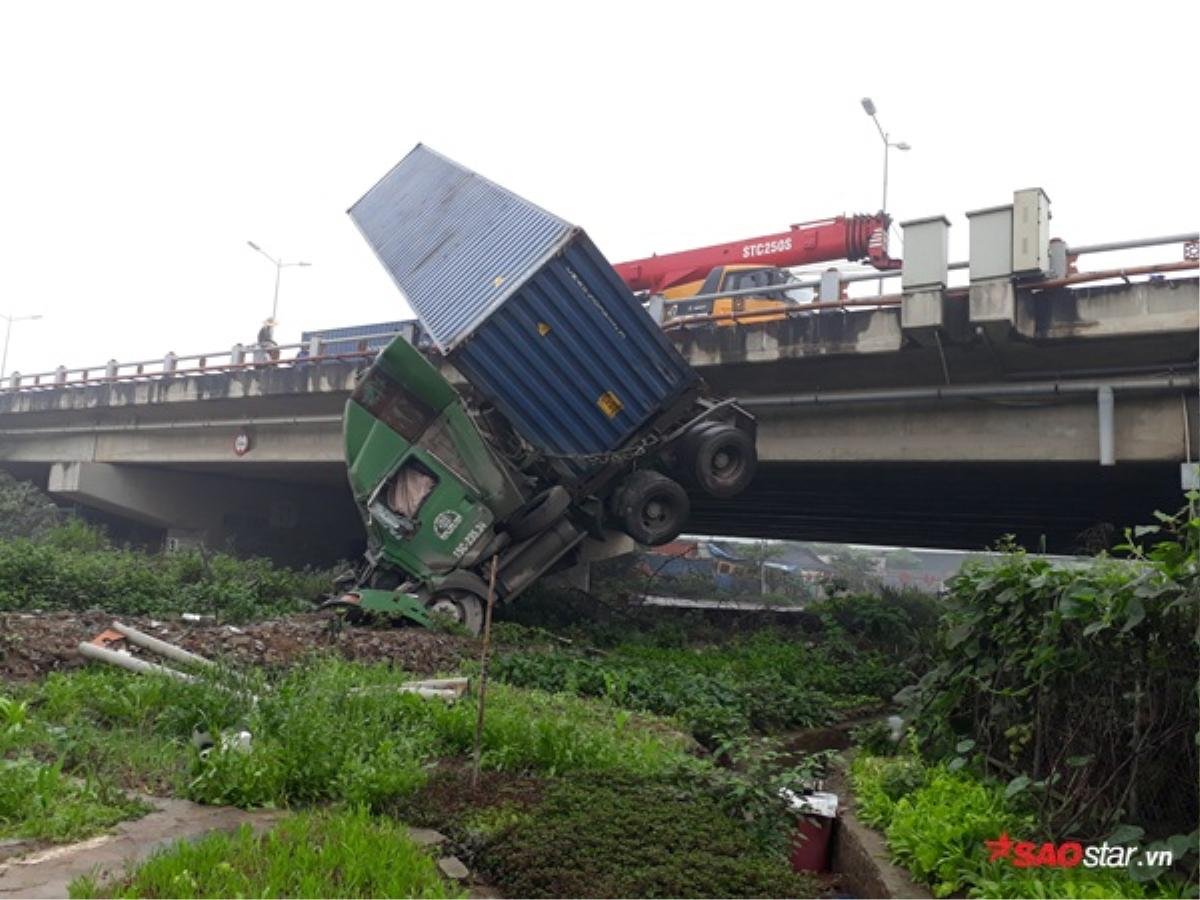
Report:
2,330,408,393
669,232,1200,306
3,233,1196,394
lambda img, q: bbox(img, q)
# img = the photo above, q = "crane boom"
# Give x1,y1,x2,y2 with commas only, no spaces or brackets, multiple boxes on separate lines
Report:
613,213,900,294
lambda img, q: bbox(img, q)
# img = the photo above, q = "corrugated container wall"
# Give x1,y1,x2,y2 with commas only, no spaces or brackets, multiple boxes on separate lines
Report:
300,320,423,356
349,144,698,458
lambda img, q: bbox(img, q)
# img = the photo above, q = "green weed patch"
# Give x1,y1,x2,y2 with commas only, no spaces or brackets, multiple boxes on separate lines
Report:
0,523,330,622
492,629,905,746
477,774,819,899
69,808,461,899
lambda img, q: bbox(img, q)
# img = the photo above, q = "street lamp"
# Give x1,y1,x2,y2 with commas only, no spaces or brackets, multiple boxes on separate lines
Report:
861,97,910,294
247,241,311,321
1,312,43,381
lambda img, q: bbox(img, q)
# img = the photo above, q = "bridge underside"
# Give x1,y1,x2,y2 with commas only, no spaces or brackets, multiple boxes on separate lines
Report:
4,457,1185,558
688,461,1186,553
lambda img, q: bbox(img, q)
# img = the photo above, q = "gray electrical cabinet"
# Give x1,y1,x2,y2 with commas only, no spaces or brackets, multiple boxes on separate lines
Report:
1012,188,1051,276
966,205,1014,282
900,216,952,291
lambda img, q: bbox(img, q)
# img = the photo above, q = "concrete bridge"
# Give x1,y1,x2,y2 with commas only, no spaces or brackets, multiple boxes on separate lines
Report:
3,270,1195,560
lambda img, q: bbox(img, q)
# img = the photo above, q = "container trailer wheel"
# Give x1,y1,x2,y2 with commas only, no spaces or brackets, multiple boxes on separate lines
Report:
686,424,756,499
426,589,484,636
612,470,690,546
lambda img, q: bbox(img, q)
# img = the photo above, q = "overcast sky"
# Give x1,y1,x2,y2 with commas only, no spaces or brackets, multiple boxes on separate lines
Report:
1,0,1196,377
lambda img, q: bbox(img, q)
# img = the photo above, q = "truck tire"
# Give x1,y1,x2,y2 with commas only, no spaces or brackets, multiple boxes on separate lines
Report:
426,589,484,636
688,424,756,498
505,486,571,541
612,471,690,546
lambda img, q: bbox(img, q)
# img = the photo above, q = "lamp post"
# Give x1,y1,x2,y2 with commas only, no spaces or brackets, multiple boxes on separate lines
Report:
247,241,311,321
1,312,43,380
861,98,910,294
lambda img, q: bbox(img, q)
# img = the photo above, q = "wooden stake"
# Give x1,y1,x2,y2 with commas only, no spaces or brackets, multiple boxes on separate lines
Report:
471,555,499,790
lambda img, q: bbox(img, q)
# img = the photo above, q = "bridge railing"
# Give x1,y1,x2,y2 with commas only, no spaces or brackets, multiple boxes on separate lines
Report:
3,234,1197,393
657,233,1199,331
2,330,409,393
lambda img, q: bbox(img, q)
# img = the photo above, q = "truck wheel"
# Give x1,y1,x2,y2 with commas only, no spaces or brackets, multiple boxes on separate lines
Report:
689,425,756,498
506,486,571,541
613,471,690,546
427,589,484,636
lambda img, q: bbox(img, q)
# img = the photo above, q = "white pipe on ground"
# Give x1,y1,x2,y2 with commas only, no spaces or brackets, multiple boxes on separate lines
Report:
77,642,196,681
112,622,214,669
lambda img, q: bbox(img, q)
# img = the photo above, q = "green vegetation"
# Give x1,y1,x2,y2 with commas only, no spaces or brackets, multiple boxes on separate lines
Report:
187,658,693,809
906,502,1199,839
850,752,1181,899
843,502,1200,898
0,522,330,622
491,595,933,747
69,808,461,899
0,470,62,540
0,757,148,842
478,775,818,899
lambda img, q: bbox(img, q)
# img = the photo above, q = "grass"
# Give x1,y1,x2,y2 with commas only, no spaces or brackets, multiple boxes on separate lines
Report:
186,658,697,808
0,757,148,842
7,657,697,817
69,808,462,899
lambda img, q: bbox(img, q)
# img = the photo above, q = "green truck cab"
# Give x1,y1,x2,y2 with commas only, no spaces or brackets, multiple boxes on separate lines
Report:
334,335,587,633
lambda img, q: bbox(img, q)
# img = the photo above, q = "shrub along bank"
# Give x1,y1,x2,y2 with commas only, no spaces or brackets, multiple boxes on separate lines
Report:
851,502,1200,897
904,502,1199,841
0,521,331,622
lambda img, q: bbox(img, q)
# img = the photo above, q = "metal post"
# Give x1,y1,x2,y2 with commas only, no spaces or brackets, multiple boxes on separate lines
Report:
1098,386,1115,466
0,317,11,381
0,312,43,380
271,261,282,321
879,141,889,298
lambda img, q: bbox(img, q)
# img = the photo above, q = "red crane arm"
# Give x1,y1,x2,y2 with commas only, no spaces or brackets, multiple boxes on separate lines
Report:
613,213,900,294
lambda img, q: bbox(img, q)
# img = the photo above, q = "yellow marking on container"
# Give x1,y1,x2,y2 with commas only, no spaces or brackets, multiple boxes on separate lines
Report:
597,391,624,419
492,275,505,288
537,321,552,336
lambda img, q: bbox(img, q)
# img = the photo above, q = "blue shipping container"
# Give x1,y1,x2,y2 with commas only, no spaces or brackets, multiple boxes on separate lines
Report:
299,321,427,356
349,145,699,458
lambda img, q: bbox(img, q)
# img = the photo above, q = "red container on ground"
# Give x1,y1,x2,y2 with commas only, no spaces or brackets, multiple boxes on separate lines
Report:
782,789,839,873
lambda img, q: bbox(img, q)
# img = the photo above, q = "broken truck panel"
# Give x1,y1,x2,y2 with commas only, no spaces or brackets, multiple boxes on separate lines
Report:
348,144,701,463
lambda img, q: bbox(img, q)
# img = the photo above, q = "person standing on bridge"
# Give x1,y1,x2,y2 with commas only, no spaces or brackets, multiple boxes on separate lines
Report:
255,318,280,365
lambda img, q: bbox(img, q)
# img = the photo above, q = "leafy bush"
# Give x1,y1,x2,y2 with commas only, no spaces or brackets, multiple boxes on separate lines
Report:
0,529,331,621
69,808,461,899
907,502,1199,838
478,775,819,899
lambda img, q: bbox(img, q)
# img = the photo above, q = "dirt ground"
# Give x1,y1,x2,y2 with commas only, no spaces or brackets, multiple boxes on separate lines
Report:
0,611,478,681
